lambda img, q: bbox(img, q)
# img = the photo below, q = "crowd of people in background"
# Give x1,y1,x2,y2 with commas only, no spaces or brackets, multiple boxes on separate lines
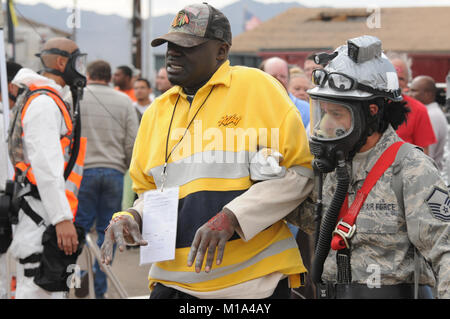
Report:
59,50,447,188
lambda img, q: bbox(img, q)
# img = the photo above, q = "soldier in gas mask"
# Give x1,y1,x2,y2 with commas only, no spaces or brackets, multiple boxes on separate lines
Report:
3,37,87,298
290,35,450,299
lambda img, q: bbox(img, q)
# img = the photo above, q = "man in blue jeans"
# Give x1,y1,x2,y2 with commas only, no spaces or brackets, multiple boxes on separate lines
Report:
75,60,138,298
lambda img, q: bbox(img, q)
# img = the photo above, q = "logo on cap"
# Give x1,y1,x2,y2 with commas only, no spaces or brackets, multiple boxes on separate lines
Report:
172,11,190,28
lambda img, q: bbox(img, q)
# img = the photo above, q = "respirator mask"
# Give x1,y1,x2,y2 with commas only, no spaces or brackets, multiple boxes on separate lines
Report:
309,97,367,173
36,48,87,89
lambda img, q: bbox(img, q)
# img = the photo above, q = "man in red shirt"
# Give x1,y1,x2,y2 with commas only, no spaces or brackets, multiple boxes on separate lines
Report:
390,55,436,154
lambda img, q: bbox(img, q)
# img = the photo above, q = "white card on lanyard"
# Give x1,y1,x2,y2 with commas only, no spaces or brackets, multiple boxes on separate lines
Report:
139,186,179,265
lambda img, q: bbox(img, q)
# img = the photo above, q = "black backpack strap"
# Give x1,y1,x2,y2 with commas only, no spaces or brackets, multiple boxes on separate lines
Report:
20,199,46,227
19,253,42,264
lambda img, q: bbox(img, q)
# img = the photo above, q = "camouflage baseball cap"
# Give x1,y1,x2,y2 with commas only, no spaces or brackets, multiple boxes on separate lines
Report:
151,3,232,48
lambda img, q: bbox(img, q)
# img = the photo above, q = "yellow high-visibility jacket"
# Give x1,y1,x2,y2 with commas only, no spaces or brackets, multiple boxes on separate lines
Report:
130,60,313,292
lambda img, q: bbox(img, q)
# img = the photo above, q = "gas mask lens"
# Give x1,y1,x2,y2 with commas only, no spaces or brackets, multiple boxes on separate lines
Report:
310,99,354,141
74,53,87,76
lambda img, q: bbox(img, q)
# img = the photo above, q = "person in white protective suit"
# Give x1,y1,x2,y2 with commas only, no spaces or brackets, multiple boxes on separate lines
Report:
7,38,87,299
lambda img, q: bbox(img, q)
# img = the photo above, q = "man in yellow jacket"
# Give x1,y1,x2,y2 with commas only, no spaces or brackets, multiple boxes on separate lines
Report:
101,3,314,299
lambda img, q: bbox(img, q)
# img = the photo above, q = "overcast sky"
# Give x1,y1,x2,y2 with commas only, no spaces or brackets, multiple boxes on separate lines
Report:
14,0,450,17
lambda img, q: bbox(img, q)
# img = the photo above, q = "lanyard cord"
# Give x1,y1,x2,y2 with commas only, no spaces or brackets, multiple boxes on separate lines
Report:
164,85,216,175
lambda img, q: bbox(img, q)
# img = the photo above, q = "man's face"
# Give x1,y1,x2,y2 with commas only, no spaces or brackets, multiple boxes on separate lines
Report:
409,79,432,105
155,68,172,93
264,60,289,89
0,82,17,108
113,69,127,88
165,40,221,90
134,80,151,101
304,60,323,81
313,101,353,139
391,59,408,91
8,83,19,108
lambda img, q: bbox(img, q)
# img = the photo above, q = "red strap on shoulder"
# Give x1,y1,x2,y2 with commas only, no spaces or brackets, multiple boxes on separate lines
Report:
331,141,405,250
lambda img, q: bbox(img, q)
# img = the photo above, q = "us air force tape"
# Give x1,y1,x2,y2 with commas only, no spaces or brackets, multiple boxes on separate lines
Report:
426,187,450,222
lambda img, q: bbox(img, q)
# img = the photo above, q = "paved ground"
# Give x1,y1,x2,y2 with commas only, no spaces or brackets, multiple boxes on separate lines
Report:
70,230,152,299
71,247,151,299
106,247,152,299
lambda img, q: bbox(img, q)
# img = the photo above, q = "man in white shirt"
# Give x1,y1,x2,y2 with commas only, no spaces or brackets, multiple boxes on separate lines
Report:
132,78,152,122
410,75,448,171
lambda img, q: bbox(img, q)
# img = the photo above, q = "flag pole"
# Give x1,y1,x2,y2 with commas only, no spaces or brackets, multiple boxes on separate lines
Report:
1,0,11,156
141,0,153,81
242,5,246,32
0,0,13,180
0,0,14,301
6,0,15,61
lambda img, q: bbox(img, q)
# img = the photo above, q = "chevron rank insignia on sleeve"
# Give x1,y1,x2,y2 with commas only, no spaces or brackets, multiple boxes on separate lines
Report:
426,187,450,222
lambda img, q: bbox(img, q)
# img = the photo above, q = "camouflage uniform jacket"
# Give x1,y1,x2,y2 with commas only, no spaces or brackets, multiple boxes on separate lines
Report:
305,125,450,298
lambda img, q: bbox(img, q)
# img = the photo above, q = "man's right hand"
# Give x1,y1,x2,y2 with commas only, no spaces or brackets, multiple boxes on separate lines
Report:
101,214,147,265
55,219,79,256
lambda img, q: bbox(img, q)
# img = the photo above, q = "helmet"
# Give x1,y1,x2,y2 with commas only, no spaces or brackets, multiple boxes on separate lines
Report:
308,35,402,102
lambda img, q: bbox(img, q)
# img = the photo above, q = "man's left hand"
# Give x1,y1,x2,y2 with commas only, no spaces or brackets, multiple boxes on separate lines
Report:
187,208,238,273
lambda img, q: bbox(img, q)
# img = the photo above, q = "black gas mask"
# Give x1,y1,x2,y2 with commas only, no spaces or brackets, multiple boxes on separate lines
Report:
36,48,87,89
309,97,369,173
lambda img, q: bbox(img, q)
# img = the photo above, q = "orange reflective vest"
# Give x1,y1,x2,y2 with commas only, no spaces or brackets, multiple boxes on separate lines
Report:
11,84,86,219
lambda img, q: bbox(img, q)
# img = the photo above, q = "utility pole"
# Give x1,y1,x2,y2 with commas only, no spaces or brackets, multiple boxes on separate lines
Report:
133,1,154,81
67,0,79,41
0,3,14,300
0,0,13,182
1,0,11,146
141,0,153,81
72,0,77,42
6,0,15,61
132,0,142,70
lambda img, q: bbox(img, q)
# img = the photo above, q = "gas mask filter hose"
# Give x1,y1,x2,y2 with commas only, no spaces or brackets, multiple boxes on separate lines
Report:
311,150,349,284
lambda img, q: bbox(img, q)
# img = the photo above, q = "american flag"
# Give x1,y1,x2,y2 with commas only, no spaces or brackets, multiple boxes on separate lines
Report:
243,8,261,31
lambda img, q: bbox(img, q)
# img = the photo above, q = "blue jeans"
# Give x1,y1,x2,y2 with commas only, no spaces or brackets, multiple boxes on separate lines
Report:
287,222,299,238
75,168,124,298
